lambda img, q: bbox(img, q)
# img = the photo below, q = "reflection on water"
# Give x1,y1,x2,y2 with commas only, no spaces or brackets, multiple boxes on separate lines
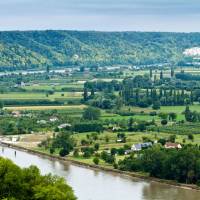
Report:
142,182,200,200
0,146,200,200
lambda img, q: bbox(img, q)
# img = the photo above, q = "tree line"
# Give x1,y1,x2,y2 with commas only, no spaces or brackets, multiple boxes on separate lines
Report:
118,145,200,185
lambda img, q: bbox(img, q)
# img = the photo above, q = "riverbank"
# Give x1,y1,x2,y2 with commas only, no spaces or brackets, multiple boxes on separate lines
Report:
1,142,200,192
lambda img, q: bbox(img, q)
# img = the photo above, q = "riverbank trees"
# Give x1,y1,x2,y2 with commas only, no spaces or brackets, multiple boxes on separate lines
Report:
118,145,200,185
0,157,76,200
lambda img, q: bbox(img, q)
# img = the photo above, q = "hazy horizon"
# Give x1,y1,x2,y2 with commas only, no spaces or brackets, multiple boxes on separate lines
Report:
1,0,200,32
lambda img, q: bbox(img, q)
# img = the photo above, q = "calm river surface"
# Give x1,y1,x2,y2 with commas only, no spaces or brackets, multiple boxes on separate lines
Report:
0,145,200,200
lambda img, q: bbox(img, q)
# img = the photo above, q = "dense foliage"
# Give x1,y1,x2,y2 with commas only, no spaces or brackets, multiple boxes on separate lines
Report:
0,157,76,200
84,74,194,109
1,31,200,69
118,145,200,185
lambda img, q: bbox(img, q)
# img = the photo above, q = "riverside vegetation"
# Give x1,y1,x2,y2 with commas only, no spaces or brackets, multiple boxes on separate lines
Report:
0,156,76,200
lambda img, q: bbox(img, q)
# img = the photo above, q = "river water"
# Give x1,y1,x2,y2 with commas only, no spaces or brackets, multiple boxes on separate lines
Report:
0,145,200,200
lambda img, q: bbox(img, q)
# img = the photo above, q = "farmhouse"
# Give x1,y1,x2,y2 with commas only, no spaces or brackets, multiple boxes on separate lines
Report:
49,117,59,122
37,120,47,125
12,111,21,118
116,138,123,143
58,123,72,129
131,142,152,151
164,142,182,149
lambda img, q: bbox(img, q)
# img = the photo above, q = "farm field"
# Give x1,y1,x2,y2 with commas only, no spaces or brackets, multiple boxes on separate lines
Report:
128,105,200,113
71,129,200,148
4,104,87,111
0,92,82,100
23,83,84,91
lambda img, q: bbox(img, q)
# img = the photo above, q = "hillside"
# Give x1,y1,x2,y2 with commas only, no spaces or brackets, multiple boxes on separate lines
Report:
1,30,200,70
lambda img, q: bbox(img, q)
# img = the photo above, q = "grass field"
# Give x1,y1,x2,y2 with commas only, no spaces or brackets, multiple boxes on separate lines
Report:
23,83,84,91
101,114,158,121
4,105,87,111
73,129,200,148
0,92,82,100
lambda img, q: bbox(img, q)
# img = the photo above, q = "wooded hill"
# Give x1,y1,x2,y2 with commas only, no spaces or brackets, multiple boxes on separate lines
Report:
1,30,200,70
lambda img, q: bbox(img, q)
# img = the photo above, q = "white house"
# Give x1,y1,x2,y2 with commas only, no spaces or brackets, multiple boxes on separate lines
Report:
37,120,47,125
58,123,72,129
131,142,152,151
49,117,58,122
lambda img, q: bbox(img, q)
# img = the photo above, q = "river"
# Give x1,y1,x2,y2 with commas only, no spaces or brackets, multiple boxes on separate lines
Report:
0,145,200,200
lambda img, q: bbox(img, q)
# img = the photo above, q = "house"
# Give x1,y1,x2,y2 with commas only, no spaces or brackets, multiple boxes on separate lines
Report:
116,138,123,143
49,117,58,122
131,142,152,151
37,120,47,125
164,142,182,149
112,126,121,132
58,123,72,129
125,150,132,155
12,111,21,118
20,82,26,87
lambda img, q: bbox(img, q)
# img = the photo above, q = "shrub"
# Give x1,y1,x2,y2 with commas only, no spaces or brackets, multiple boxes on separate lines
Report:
93,157,100,165
59,148,69,157
161,119,168,126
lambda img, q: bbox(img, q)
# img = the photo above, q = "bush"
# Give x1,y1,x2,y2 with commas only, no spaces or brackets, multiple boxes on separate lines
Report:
152,101,160,110
111,148,117,156
161,119,168,126
100,151,115,164
94,143,100,151
73,149,79,157
149,111,157,116
81,147,94,158
188,133,194,141
117,148,125,155
59,148,69,157
169,134,176,143
93,157,100,165
50,147,55,154
158,138,166,145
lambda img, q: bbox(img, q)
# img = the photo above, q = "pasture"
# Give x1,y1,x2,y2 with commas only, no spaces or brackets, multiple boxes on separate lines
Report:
0,92,82,100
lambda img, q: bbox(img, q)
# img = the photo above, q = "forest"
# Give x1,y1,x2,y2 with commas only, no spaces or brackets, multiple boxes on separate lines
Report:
1,31,200,70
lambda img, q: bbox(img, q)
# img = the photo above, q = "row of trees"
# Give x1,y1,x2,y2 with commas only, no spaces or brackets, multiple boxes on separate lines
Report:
122,87,193,108
83,75,198,110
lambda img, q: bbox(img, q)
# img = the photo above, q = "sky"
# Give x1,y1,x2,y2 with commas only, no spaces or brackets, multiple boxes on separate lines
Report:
0,0,200,32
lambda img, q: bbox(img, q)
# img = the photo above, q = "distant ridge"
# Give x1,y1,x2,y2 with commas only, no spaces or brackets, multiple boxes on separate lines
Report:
1,30,200,70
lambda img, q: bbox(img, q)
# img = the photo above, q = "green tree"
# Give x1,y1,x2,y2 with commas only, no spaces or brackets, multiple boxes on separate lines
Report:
0,157,76,200
93,157,100,165
188,134,194,141
169,112,177,121
59,148,69,157
94,143,100,151
152,101,160,110
0,101,4,109
82,107,101,120
169,134,176,143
